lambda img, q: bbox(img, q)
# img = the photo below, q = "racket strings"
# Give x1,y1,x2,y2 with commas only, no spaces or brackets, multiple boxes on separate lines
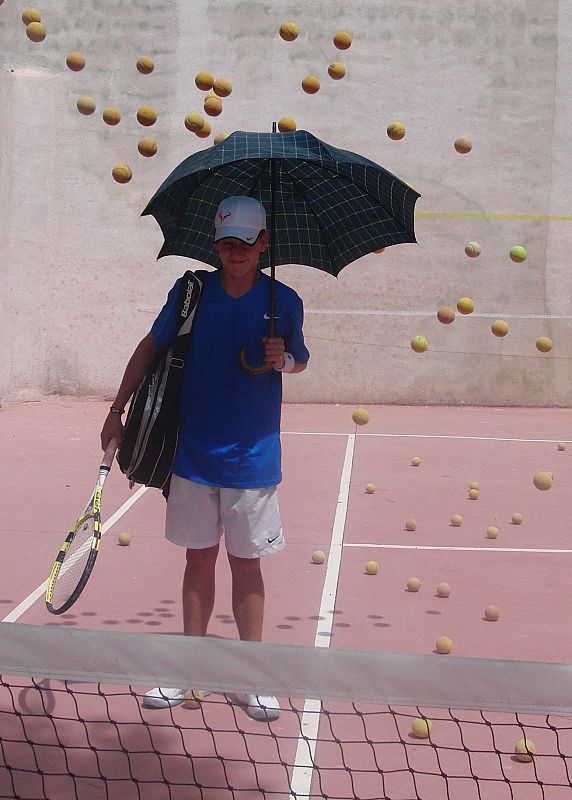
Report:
51,518,96,608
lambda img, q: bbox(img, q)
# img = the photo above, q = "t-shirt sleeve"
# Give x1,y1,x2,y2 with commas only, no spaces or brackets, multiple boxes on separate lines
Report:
150,277,183,348
284,293,310,364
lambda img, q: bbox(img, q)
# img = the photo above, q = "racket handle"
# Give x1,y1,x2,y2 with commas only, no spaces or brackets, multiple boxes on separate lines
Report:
102,437,117,468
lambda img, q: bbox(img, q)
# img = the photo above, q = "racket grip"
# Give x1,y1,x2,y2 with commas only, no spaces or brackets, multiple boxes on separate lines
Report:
102,437,117,468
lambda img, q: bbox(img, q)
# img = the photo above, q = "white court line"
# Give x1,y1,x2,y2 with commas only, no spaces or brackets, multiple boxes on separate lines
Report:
289,434,355,800
283,431,571,444
343,543,572,554
2,486,149,623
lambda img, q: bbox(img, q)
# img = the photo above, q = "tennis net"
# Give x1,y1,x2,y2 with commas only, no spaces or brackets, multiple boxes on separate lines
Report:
1,622,572,800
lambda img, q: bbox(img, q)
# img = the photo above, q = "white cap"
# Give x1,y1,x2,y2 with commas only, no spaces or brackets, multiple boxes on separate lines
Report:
214,196,266,244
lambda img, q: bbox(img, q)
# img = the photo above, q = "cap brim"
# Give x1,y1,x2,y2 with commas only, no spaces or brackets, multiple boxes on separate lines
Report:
214,227,263,244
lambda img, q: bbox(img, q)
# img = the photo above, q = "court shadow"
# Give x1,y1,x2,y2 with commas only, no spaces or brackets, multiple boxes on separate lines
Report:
425,610,442,615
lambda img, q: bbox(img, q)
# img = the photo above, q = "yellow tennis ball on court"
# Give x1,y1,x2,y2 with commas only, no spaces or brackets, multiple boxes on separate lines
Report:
138,136,157,157
450,514,463,527
365,560,378,575
558,442,566,451
387,121,406,140
312,550,325,564
469,488,479,500
454,136,472,154
464,241,481,258
411,336,428,353
102,106,121,125
486,526,499,539
279,21,299,41
136,55,155,74
365,483,376,494
533,471,553,491
510,245,527,263
112,163,132,184
22,7,41,24
184,112,204,132
412,717,432,738
118,531,131,546
456,297,475,314
469,481,480,490
195,71,214,90
66,51,86,71
515,738,536,762
213,131,229,145
491,320,510,337
77,96,96,115
137,105,157,126
195,120,211,138
26,21,46,41
328,62,346,80
407,577,421,592
278,116,297,132
352,408,369,425
333,31,352,49
411,456,421,466
405,519,417,532
437,306,455,324
484,604,500,621
435,636,452,654
182,689,205,709
302,75,320,94
536,336,552,353
204,94,223,116
213,77,232,97
436,582,451,598
511,513,523,525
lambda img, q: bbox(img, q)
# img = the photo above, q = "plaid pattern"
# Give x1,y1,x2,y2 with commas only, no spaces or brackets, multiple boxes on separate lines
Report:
142,130,420,276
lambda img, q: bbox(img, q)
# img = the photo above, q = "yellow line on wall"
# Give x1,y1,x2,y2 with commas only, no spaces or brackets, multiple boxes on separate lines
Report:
416,211,572,222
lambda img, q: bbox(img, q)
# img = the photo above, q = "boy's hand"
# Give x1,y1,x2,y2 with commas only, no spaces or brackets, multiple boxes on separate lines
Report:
263,337,286,370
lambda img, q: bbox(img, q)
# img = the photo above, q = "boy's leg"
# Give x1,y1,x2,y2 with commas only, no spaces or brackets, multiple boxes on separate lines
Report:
183,544,219,636
227,554,264,642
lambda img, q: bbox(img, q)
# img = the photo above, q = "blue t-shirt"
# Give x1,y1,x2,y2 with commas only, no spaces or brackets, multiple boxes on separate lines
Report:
151,270,309,489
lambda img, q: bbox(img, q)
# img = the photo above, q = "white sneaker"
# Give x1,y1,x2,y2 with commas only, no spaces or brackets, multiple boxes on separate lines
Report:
143,687,185,708
229,692,280,721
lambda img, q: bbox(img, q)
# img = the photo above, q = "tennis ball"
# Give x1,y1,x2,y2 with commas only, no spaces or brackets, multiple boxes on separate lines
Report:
76,96,96,115
102,106,121,125
486,526,499,539
510,245,527,263
411,717,432,738
411,457,421,466
279,21,299,41
511,513,523,525
411,336,428,353
365,560,378,575
184,112,204,132
312,550,325,564
333,31,352,49
213,131,229,145
464,241,481,258
302,75,320,94
456,297,475,314
515,739,536,762
558,442,566,451
22,7,41,24
204,94,223,117
26,21,46,41
138,136,157,157
195,120,211,138
451,514,463,527
435,636,452,654
469,482,480,490
454,136,472,154
436,582,451,598
352,408,369,425
536,336,552,353
387,121,406,140
118,531,131,546
137,105,157,126
405,519,417,532
195,71,214,90
491,320,510,337
437,306,455,324
112,164,132,184
469,488,479,500
328,62,346,80
182,689,205,709
213,77,232,97
533,471,553,491
66,51,86,71
484,604,500,621
136,55,154,74
407,577,421,592
365,483,376,494
278,116,297,132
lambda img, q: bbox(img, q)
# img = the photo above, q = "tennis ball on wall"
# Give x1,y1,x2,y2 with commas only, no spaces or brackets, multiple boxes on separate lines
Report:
536,336,552,353
195,120,212,138
302,75,320,94
387,121,406,140
486,526,499,539
407,577,421,592
411,336,428,353
464,241,481,257
278,116,297,132
213,131,229,144
77,96,96,115
484,605,500,621
137,105,157,126
102,106,121,125
26,21,46,41
112,164,132,184
437,306,455,324
533,471,553,490
22,7,41,24
213,77,232,97
510,245,527,263
412,718,432,738
436,583,451,598
312,550,325,564
195,71,214,90
456,297,475,314
118,532,131,546
365,483,376,494
450,514,463,527
204,94,223,116
66,51,86,71
279,21,299,41
328,62,346,80
365,560,378,575
515,739,536,762
352,408,369,425
454,136,472,153
136,55,154,74
184,112,204,132
333,31,352,49
138,136,157,157
491,320,509,337
435,636,452,654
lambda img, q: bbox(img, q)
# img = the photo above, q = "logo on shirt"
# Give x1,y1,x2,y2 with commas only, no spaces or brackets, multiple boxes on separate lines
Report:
263,313,281,320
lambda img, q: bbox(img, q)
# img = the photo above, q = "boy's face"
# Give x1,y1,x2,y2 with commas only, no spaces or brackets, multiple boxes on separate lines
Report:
214,231,269,279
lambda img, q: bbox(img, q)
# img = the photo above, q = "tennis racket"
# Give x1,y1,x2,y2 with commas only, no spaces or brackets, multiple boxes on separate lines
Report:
45,439,117,615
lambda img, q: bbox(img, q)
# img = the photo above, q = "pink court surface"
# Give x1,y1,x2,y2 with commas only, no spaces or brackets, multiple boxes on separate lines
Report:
1,396,572,799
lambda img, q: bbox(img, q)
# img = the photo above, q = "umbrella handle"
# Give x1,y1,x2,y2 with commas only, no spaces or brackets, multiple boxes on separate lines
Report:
239,346,273,374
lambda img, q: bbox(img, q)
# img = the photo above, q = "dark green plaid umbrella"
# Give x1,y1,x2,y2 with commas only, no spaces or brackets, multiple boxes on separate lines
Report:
142,129,419,277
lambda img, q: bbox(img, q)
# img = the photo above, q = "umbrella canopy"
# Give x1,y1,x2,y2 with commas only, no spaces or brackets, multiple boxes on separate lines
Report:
142,129,419,277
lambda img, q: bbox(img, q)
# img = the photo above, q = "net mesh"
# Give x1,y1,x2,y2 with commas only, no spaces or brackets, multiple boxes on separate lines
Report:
1,622,572,800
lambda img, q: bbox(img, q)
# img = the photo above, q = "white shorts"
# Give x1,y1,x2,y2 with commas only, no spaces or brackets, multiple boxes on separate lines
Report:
165,474,285,559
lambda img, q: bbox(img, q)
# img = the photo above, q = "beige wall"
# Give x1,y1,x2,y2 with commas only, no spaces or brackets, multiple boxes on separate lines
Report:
1,1,570,406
